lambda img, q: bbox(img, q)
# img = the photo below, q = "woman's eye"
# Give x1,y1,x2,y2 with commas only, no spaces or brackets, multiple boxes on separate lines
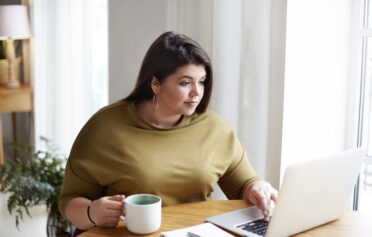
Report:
180,81,190,86
199,80,206,85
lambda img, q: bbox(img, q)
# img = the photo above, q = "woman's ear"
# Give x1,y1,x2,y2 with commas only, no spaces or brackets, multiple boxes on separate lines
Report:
151,77,160,94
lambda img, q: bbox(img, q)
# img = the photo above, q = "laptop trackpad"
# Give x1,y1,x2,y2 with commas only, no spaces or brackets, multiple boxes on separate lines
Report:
207,206,264,231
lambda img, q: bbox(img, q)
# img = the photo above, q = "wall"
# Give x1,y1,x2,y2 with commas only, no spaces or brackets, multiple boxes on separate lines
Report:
108,0,168,103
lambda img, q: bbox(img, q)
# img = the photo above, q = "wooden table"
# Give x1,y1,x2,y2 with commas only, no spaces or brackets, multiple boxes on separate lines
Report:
80,200,372,237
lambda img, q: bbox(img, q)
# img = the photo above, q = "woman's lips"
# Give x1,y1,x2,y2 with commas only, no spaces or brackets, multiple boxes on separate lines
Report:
185,101,198,106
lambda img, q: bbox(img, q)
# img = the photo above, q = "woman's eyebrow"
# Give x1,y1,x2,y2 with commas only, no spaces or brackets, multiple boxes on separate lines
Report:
177,75,207,80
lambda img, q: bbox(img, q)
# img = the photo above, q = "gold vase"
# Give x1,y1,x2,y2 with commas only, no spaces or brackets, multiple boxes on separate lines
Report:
0,56,21,87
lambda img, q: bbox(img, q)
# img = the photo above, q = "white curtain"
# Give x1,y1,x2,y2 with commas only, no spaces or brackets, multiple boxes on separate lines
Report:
165,0,280,180
33,0,108,155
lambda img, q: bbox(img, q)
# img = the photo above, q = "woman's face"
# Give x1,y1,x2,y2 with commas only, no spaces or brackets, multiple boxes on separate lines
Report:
154,64,206,117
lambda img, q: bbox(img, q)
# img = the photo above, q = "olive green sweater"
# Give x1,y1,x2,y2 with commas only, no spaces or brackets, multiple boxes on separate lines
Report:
59,101,261,219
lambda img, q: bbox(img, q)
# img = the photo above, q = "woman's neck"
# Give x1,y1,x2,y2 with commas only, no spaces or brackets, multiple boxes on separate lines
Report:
135,100,182,129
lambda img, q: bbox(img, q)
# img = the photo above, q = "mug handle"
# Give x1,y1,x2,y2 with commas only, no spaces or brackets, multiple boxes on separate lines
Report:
120,199,126,223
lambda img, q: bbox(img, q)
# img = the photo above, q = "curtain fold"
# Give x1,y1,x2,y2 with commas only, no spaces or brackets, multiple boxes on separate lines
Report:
33,0,108,155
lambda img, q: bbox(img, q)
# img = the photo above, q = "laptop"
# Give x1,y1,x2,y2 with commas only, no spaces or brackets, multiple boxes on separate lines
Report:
207,148,364,237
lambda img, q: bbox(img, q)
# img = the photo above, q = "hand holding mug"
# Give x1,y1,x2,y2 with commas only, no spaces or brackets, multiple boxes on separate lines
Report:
89,194,125,227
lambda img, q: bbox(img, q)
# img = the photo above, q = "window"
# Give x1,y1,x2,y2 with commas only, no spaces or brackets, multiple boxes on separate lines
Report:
356,0,372,213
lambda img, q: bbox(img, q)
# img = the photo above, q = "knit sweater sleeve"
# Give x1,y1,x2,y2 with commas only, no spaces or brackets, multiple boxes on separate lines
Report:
58,107,113,220
218,151,262,199
58,160,105,220
209,112,262,199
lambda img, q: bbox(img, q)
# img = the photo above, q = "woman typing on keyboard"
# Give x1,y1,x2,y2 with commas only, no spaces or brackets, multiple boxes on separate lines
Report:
58,31,278,234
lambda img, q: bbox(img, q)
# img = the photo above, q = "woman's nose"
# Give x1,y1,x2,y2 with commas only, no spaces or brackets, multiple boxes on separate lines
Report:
190,83,202,97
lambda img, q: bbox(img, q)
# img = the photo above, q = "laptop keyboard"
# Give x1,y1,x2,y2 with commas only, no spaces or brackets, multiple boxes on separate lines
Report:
236,218,269,236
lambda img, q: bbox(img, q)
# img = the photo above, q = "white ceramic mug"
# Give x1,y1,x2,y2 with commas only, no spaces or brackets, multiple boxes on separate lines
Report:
120,194,162,234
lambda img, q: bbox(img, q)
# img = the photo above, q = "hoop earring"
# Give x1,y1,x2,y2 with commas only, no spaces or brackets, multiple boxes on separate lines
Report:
153,95,159,111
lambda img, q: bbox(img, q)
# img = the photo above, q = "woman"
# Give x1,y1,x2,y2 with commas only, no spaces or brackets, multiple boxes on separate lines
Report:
59,31,277,231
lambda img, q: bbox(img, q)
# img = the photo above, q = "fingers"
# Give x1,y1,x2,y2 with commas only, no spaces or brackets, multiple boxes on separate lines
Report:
105,200,125,210
252,192,270,221
102,195,125,211
271,190,278,203
254,192,268,214
103,208,123,217
266,193,271,218
90,195,126,227
244,181,278,222
108,194,125,202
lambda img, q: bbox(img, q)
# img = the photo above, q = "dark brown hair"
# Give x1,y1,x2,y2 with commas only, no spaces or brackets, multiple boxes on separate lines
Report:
124,31,213,114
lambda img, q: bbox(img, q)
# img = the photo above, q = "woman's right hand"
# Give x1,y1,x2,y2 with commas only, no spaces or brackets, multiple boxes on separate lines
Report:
89,194,125,227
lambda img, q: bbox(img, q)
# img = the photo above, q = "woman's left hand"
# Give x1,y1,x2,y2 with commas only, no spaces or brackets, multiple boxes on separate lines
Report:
243,180,278,221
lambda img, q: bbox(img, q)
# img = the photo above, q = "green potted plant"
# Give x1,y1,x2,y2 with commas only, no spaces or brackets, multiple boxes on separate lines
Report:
0,137,74,237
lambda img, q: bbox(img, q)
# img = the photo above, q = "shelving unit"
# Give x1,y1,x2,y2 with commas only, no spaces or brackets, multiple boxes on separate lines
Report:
0,0,33,164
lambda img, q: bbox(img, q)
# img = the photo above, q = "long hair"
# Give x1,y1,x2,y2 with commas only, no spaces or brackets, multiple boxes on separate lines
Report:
124,31,213,114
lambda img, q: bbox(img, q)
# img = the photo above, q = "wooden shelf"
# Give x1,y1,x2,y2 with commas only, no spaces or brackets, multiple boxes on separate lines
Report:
0,85,34,165
0,85,34,113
